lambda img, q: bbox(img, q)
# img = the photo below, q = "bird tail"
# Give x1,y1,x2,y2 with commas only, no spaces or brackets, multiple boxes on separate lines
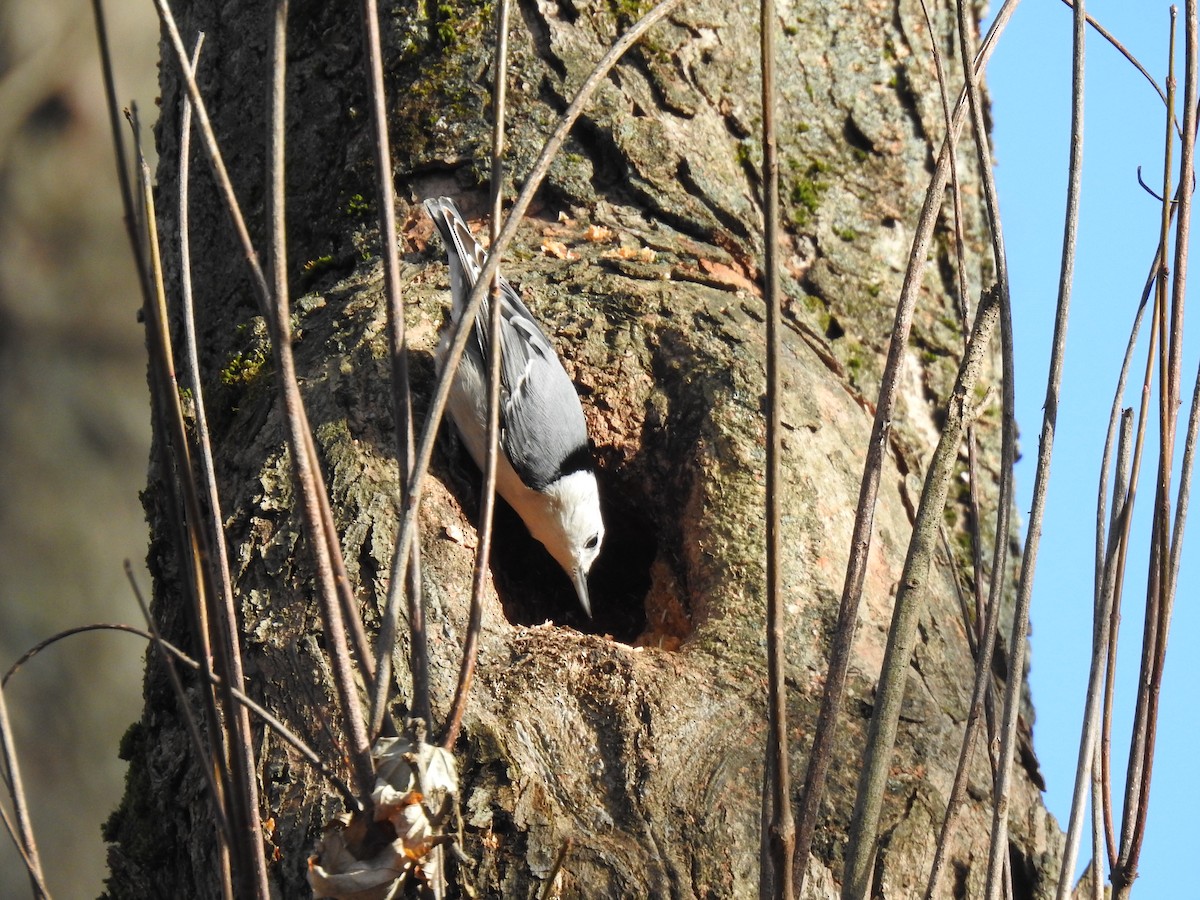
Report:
423,197,486,324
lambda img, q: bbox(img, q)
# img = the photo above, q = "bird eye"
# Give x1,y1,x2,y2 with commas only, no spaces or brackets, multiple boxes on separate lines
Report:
585,534,599,550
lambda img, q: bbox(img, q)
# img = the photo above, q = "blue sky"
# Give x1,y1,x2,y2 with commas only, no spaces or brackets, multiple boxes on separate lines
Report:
987,1,1199,893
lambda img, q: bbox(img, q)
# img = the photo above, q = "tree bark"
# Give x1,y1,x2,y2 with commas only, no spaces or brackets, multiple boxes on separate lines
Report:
103,1,1063,897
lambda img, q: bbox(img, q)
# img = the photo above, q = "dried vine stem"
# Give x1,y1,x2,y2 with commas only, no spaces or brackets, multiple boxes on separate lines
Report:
1057,408,1133,898
132,108,252,897
124,562,236,854
174,33,271,899
918,0,990,646
980,0,1084,885
0,681,48,899
360,0,426,736
441,0,512,754
918,3,1017,888
1113,11,1180,889
1060,0,1176,123
759,0,793,897
1099,252,1166,869
95,11,242,868
5,612,360,811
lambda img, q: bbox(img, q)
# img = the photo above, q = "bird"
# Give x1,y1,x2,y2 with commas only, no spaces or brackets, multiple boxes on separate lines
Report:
424,196,604,616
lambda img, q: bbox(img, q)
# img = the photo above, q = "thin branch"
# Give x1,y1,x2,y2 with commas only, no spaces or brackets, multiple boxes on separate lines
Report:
175,33,270,900
1060,0,1177,126
1115,6,1197,891
1097,116,1200,861
1101,255,1163,871
1089,742,1105,900
0,800,52,900
3,614,360,811
4,624,161,686
1114,12,1179,886
0,680,48,898
441,0,512,754
1168,281,1200,603
90,0,150,305
842,289,1000,898
130,106,241,898
538,838,573,900
283,0,376,799
97,14,240,872
1055,410,1133,898
918,0,988,646
360,0,427,736
982,0,1085,886
1094,266,1156,873
760,1,794,897
920,4,1023,888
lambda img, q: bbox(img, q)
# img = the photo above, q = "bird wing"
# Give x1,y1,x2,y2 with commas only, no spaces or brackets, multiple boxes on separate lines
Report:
494,292,591,491
424,197,591,491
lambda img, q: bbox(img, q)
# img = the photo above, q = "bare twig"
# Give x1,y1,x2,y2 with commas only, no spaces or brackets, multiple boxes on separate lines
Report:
90,0,150,304
280,0,376,798
130,106,242,898
360,0,427,736
1168,287,1200,605
441,0,512,754
3,615,360,811
175,34,270,900
3,624,163,686
919,3,1022,887
0,680,48,898
843,289,1000,898
538,838,573,900
759,1,794,898
1101,261,1161,870
1055,410,1133,899
1089,744,1105,900
981,0,1085,888
1060,0,1177,125
917,0,988,644
1096,121,1200,863
0,800,51,900
1114,13,1179,887
97,14,241,871
124,562,236,856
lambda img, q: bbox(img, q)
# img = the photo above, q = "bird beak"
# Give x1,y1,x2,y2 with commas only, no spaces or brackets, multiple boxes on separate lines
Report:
572,567,592,618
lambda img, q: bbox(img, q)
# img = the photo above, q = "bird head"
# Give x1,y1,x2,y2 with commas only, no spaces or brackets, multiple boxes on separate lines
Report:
537,470,604,617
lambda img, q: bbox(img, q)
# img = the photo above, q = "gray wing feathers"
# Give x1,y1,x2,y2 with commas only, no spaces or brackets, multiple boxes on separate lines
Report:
424,197,590,491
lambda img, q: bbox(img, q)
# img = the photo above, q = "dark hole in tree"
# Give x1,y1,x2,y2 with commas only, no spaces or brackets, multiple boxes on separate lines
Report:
488,467,653,643
440,434,654,644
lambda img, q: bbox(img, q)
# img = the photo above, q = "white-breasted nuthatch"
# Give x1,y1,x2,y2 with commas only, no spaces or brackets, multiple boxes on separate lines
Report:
424,197,604,616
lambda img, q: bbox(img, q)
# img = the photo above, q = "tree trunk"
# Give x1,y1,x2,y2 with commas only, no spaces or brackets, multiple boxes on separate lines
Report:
103,1,1063,897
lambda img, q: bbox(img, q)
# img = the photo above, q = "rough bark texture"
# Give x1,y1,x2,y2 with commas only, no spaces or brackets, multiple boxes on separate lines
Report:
104,1,1062,897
